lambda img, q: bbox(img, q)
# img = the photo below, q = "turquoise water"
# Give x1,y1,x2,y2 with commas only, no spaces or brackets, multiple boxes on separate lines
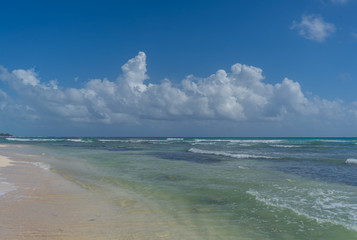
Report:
2,137,357,239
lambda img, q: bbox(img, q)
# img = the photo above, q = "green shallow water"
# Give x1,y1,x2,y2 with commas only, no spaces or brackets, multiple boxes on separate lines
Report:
3,137,357,239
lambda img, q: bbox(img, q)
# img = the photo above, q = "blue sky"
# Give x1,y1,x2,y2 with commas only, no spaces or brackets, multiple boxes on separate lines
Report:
1,0,357,136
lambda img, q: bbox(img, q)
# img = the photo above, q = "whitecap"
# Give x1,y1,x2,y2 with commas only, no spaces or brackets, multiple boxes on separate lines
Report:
239,143,253,147
246,187,357,232
6,138,32,141
238,166,249,169
316,139,351,143
66,139,92,143
188,148,274,159
100,139,183,144
346,158,357,165
193,139,283,146
98,139,122,142
270,145,299,148
191,142,216,146
6,138,61,142
31,138,60,142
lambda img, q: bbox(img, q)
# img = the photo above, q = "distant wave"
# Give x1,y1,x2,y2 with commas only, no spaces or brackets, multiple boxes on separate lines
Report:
98,139,123,142
192,139,284,147
346,158,357,165
99,139,166,144
65,139,92,143
191,142,217,146
99,138,188,144
188,148,274,159
193,139,283,144
270,144,300,148
6,138,92,143
6,138,60,142
315,139,353,143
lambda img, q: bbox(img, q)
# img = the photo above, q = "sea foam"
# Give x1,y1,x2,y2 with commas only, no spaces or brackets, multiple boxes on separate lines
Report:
193,139,283,144
66,139,93,143
346,158,357,165
6,138,60,142
5,137,93,143
246,187,357,232
188,148,274,159
0,181,15,197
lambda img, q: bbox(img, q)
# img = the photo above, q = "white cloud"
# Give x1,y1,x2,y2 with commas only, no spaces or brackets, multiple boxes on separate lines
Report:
291,14,336,42
12,69,40,86
0,52,357,136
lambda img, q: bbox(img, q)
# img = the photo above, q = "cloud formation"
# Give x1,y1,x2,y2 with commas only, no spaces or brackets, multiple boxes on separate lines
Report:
0,52,356,135
291,14,336,42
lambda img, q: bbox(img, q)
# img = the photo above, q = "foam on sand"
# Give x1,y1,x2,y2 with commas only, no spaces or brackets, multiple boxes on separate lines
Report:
0,181,15,197
0,155,15,196
0,155,13,167
0,144,11,148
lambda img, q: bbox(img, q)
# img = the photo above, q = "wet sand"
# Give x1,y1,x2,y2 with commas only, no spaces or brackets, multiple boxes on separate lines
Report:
0,153,127,239
0,146,162,240
0,144,204,240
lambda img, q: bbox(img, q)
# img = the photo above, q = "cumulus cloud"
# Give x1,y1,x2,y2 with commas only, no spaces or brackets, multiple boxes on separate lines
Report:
12,69,40,86
291,14,336,42
0,52,356,134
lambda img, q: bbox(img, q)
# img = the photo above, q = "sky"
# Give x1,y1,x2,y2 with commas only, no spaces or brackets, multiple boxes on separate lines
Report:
1,0,357,137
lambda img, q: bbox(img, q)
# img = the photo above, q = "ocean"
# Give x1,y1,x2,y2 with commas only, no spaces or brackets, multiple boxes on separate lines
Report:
1,137,357,239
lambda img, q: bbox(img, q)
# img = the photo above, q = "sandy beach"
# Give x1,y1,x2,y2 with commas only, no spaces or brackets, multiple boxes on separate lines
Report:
0,145,163,240
0,148,120,239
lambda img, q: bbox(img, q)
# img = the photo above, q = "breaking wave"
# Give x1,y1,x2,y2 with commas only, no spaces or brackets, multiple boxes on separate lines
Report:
188,148,274,159
346,158,357,165
247,187,357,232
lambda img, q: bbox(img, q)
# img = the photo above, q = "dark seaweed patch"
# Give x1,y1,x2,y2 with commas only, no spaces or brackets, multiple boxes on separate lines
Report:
276,161,357,186
148,151,222,164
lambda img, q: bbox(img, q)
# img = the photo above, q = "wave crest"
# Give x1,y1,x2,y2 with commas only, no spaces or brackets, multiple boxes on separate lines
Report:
188,148,273,159
346,158,357,165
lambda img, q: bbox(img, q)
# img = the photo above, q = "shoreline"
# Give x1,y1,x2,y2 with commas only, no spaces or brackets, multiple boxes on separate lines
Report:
0,145,141,239
0,154,15,197
0,142,323,240
0,144,202,240
1,139,356,239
